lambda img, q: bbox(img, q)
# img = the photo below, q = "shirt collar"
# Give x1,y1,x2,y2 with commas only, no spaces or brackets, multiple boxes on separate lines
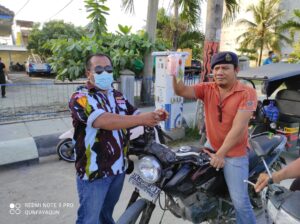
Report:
86,81,113,94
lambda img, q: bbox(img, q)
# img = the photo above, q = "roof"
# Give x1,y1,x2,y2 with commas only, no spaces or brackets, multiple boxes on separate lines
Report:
238,63,300,97
238,63,300,81
0,4,14,17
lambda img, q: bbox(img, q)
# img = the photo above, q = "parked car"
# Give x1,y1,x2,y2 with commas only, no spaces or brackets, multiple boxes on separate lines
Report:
185,59,202,76
25,54,51,76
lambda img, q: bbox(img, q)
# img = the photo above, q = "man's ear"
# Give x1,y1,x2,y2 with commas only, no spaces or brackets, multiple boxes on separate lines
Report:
86,69,91,79
235,67,240,74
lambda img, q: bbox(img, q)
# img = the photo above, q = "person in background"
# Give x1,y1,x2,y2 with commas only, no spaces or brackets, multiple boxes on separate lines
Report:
263,51,275,65
69,53,168,224
0,57,9,98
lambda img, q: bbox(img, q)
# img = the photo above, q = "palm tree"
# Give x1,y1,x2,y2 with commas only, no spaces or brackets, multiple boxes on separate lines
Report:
156,8,204,57
121,0,239,102
281,9,300,39
236,0,292,66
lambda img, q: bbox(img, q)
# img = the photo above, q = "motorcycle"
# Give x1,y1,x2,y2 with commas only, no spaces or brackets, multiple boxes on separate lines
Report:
258,149,300,224
238,63,300,155
117,125,287,224
56,129,75,162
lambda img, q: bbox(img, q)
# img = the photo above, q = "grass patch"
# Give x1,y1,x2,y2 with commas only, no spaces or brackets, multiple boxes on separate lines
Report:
167,127,200,147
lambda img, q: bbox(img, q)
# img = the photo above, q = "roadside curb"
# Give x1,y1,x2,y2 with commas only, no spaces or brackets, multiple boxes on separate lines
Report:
0,133,62,167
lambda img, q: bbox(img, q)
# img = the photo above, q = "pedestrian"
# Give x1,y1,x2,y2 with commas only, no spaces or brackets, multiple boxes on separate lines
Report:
172,51,257,224
69,53,168,224
0,57,9,98
263,50,275,65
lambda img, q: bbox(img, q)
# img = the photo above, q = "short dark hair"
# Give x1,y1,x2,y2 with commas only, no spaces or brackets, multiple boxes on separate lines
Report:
268,51,274,55
85,53,113,71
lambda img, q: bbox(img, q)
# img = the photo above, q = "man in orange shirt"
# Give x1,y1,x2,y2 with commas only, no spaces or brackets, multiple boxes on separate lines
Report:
172,51,257,224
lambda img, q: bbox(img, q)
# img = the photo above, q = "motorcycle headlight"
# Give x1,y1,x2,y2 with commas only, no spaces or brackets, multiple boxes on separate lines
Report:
137,156,162,184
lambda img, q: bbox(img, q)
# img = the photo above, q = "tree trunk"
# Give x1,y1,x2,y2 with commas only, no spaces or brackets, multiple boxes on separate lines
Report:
195,0,224,131
258,38,264,66
201,0,224,82
172,0,180,50
141,0,159,104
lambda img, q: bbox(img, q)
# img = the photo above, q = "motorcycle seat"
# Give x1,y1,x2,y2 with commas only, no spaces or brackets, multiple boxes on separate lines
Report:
276,89,300,122
249,134,283,157
278,190,300,220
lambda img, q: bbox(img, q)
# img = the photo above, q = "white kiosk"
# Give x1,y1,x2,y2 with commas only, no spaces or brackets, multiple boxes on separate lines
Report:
152,51,189,134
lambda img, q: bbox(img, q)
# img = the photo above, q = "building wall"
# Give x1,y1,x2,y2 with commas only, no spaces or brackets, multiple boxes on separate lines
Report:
0,51,29,70
220,0,300,61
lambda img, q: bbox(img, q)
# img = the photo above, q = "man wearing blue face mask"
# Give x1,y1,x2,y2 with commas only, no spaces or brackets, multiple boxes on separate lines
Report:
263,50,275,65
69,53,168,224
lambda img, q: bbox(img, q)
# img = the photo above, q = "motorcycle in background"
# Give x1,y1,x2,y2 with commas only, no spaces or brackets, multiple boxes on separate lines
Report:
56,129,75,162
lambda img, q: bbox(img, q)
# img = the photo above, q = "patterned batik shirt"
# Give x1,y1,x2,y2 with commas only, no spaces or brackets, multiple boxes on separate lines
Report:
69,84,139,181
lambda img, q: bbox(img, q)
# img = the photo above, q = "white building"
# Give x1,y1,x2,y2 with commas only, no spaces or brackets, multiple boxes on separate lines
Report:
220,0,300,59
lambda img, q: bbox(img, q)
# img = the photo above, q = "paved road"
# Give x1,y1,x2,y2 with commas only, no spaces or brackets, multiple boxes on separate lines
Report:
0,154,190,224
1,151,297,224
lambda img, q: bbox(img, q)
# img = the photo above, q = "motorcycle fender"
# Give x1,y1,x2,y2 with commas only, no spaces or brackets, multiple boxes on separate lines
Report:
59,129,74,139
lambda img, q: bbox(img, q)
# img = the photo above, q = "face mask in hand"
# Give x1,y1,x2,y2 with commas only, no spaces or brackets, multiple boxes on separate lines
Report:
94,72,114,90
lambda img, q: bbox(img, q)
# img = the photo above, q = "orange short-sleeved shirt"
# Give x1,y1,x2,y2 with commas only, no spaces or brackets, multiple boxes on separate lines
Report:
193,81,257,157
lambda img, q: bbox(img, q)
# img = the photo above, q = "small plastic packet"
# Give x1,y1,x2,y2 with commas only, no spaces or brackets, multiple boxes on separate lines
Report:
167,54,182,77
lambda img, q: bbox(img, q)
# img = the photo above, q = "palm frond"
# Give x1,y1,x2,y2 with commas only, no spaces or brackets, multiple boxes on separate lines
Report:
121,0,135,14
179,0,202,27
223,0,240,25
236,19,257,28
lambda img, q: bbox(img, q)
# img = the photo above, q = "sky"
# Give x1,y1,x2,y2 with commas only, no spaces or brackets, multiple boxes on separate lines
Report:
1,0,206,33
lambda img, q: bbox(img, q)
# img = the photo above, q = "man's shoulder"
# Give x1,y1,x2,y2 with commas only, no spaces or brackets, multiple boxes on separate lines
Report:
70,85,90,100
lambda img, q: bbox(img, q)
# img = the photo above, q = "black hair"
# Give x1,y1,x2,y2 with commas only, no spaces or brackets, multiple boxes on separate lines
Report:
268,51,274,55
85,53,113,71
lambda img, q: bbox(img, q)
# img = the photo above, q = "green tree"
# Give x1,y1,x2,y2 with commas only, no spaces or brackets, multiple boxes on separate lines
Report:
85,0,109,39
289,41,300,63
156,8,204,59
236,0,292,66
117,24,132,35
27,20,85,58
281,9,300,39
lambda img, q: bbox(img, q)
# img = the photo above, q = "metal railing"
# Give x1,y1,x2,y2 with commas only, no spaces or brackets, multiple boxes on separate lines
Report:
0,75,200,124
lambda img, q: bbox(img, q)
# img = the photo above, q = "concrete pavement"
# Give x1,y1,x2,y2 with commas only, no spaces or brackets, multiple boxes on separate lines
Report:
0,102,198,166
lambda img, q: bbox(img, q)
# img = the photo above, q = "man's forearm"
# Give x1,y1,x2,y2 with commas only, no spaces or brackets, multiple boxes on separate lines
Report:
217,127,246,157
172,76,185,96
92,113,141,130
273,158,300,183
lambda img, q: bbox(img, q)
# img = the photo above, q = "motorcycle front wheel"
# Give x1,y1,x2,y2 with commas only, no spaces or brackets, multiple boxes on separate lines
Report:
117,199,147,224
56,138,75,162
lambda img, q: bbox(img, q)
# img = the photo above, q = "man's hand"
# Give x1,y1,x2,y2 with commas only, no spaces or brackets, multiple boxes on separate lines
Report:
203,149,225,170
155,108,169,121
138,112,160,127
255,173,270,192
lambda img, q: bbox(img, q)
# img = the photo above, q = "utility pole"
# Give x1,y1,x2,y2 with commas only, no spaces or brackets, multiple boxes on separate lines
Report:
141,0,159,104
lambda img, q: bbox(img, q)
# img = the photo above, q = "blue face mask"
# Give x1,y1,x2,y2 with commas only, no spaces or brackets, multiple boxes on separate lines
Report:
94,72,114,90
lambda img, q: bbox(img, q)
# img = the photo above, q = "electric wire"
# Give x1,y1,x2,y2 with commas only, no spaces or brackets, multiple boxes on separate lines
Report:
48,0,74,20
15,0,31,16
